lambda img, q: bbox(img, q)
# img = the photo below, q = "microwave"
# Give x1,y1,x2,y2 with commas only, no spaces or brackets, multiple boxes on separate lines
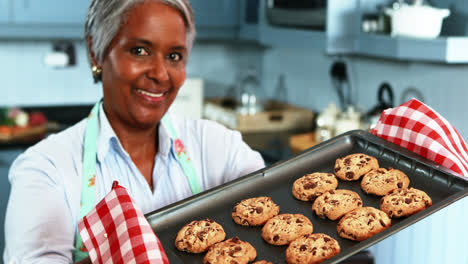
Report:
266,0,326,30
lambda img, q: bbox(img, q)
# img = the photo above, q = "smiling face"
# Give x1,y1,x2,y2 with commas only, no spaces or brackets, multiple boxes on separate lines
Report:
99,0,188,131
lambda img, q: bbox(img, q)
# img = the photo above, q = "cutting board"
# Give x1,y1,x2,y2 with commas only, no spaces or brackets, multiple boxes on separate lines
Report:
289,131,317,154
0,123,48,142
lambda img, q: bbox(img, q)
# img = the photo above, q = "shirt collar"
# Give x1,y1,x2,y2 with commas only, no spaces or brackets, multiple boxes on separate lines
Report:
95,105,173,163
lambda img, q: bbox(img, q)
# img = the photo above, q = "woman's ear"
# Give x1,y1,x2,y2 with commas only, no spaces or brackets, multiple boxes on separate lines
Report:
87,36,98,66
88,36,102,83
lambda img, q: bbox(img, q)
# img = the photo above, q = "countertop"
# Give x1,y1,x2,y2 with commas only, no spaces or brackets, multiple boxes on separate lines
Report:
0,104,92,150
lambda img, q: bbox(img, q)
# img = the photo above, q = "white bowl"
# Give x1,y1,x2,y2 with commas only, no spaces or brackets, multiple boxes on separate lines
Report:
385,5,450,39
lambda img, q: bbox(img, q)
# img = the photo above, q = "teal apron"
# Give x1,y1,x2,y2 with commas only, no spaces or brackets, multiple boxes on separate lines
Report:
74,101,202,261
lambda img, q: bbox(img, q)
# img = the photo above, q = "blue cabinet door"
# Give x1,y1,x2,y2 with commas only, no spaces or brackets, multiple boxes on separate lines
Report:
0,0,9,23
191,0,240,27
190,0,240,39
12,0,88,24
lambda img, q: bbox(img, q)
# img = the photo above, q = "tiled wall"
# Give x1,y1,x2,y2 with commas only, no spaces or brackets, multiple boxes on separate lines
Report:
261,44,468,138
1,40,101,106
1,39,467,138
0,40,264,107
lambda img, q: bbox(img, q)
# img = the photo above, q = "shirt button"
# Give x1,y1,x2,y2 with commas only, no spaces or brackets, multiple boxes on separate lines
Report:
9,258,18,264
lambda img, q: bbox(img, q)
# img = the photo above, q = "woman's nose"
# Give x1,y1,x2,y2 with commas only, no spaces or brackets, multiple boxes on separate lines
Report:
146,55,169,82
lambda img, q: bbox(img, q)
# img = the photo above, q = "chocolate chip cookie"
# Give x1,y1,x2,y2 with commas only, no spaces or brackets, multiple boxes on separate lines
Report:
312,189,363,220
285,233,341,264
380,187,432,218
175,219,226,253
334,153,379,181
292,172,338,202
337,207,391,241
261,214,313,246
361,167,410,196
203,236,257,264
232,196,280,226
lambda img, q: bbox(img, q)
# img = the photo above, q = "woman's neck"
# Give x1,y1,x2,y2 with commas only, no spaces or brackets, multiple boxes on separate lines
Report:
103,108,159,188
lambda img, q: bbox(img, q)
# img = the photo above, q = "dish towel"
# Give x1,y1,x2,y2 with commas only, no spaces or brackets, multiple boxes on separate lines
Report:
371,98,468,177
78,181,169,264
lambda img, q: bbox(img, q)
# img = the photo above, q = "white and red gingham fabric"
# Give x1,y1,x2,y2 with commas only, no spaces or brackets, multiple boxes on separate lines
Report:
371,98,468,177
78,181,169,264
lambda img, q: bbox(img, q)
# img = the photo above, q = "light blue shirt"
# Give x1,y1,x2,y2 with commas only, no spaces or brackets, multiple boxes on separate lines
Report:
4,105,264,263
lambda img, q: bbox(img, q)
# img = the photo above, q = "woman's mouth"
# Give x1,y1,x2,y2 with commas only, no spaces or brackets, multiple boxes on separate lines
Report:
138,89,164,98
136,89,166,103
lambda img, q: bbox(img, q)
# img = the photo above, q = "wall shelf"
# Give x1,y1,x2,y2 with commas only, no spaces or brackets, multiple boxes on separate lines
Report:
326,0,468,64
329,33,468,63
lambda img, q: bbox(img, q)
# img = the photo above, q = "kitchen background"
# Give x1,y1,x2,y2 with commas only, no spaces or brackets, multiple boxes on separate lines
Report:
1,0,467,263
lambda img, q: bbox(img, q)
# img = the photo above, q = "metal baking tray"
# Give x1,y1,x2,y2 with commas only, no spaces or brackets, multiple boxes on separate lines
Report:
146,130,468,263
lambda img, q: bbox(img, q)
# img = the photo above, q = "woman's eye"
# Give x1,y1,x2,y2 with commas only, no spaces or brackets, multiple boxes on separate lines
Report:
168,52,183,62
130,47,149,56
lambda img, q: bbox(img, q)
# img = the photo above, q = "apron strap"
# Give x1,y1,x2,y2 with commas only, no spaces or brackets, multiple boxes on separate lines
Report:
74,101,100,261
161,115,202,195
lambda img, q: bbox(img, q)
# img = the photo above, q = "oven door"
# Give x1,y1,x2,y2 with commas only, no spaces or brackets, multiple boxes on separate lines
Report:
266,0,327,29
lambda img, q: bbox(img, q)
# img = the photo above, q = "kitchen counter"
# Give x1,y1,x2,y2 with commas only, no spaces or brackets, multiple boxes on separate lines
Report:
0,105,92,150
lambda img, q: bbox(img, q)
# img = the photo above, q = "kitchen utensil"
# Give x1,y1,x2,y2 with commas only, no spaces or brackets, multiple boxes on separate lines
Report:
315,103,339,143
330,61,352,110
146,130,467,263
365,82,394,130
385,3,450,39
335,106,363,135
400,86,425,104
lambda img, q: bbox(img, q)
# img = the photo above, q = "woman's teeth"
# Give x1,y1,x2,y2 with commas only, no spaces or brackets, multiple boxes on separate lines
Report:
138,89,164,98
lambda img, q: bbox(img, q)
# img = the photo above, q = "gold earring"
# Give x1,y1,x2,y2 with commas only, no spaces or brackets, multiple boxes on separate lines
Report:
92,65,102,82
92,65,102,75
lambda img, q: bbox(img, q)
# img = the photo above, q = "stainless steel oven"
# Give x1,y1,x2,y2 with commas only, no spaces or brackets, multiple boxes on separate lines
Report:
266,0,327,29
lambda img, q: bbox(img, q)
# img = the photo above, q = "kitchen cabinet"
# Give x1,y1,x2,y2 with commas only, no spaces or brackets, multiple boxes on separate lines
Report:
256,0,326,48
327,0,468,63
0,0,87,39
239,0,261,41
191,0,240,39
12,0,88,24
0,0,266,42
0,0,246,40
0,148,25,257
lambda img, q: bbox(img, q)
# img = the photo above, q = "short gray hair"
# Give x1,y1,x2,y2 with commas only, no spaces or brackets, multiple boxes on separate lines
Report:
85,0,196,64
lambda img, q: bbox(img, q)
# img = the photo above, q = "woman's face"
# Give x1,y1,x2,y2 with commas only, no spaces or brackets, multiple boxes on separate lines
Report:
100,0,188,130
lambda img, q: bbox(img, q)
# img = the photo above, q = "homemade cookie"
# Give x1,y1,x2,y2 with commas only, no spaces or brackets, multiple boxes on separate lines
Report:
203,236,256,264
252,261,273,264
292,172,338,201
175,219,226,253
312,190,363,220
232,196,280,226
334,153,379,181
262,214,313,246
380,187,432,218
361,168,410,196
285,233,341,264
337,207,391,241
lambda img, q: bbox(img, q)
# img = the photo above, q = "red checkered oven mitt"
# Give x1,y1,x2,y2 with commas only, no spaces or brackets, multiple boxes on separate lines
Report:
78,181,169,264
371,98,468,177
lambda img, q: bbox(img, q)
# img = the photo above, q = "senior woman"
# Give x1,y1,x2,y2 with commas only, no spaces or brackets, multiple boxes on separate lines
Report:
3,0,264,263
